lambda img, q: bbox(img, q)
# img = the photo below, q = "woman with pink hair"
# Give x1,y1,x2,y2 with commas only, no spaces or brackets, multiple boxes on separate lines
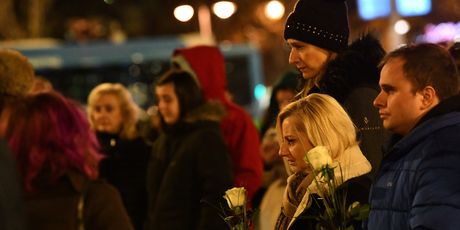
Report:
1,92,133,230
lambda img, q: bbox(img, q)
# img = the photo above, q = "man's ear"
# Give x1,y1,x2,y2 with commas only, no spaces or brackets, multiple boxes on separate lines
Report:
420,86,439,110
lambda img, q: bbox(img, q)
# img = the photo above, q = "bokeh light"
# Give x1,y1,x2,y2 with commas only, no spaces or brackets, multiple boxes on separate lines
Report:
212,1,236,19
265,1,285,20
174,5,194,22
394,19,410,35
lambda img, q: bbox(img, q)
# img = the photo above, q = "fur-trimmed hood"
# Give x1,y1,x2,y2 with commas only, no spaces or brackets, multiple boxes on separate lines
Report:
161,101,226,133
317,34,385,103
182,101,226,123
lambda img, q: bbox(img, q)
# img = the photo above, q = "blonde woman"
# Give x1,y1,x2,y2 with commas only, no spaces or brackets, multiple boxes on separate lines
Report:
275,93,372,230
87,83,150,230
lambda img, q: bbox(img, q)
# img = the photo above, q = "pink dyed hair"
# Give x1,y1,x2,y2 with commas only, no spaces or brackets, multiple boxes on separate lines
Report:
4,92,103,193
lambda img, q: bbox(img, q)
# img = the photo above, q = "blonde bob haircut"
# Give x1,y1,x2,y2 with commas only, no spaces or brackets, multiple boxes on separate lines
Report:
87,83,140,140
276,93,358,160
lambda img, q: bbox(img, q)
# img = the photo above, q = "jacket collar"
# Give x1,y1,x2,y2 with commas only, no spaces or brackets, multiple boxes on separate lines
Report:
385,94,460,160
162,101,225,133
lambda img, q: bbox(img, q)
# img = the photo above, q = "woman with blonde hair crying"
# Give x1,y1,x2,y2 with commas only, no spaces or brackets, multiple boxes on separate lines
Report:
87,83,150,230
275,93,372,230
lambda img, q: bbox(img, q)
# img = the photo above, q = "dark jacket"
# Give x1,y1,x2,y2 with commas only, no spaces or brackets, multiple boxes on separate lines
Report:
312,34,386,179
173,46,263,201
145,103,233,230
25,172,133,230
98,133,150,230
0,139,26,230
367,94,460,229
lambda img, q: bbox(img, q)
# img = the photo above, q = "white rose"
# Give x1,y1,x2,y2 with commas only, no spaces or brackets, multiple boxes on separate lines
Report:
224,187,246,209
304,146,332,171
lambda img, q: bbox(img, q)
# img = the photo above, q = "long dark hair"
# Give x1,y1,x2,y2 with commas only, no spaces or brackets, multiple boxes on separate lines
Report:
155,70,204,124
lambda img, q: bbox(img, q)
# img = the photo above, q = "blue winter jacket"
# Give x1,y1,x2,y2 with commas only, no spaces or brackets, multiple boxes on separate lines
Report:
367,108,460,229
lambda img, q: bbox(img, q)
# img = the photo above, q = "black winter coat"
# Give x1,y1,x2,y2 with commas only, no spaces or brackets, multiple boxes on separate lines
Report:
145,118,233,230
0,139,26,230
313,34,387,179
98,133,150,230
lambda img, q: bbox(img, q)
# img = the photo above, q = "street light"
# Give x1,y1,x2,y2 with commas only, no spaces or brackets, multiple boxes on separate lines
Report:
212,1,237,19
173,1,237,40
174,5,195,22
394,19,410,35
264,0,285,20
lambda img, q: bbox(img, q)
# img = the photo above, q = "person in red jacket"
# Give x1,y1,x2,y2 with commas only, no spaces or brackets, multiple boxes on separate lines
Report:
172,45,263,202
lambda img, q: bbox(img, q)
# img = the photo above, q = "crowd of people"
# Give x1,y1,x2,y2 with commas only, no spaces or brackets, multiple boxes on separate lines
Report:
1,0,460,229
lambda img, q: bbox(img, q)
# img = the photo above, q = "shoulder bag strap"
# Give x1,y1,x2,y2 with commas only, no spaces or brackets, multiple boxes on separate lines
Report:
77,180,90,230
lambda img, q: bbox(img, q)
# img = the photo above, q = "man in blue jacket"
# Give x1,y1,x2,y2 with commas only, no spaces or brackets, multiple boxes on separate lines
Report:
367,43,460,229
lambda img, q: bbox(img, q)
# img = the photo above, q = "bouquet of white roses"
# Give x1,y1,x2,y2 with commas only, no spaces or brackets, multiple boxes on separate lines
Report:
304,146,369,230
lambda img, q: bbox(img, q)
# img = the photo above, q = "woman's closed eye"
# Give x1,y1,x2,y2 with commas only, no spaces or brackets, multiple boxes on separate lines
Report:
285,137,296,146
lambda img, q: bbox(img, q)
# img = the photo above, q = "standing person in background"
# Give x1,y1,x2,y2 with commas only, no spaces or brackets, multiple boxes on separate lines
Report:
368,44,460,229
2,92,133,230
87,83,150,230
172,45,263,204
0,48,35,230
254,70,298,230
145,70,233,229
283,0,386,179
275,93,372,230
259,70,299,138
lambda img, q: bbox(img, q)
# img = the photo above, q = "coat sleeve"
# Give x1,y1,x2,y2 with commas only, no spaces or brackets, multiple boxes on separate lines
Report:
195,129,234,230
222,104,263,202
410,144,460,229
85,181,134,230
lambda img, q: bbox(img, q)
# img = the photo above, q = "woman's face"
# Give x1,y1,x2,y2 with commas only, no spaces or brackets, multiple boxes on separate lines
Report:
287,39,331,80
278,116,313,173
276,89,296,110
91,93,123,134
156,83,180,125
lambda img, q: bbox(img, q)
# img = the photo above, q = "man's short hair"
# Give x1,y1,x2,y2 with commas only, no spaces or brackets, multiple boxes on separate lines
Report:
0,49,35,97
379,43,459,100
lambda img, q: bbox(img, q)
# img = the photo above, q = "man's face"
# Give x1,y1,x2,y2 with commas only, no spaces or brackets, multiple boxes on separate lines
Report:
373,58,426,135
287,39,331,79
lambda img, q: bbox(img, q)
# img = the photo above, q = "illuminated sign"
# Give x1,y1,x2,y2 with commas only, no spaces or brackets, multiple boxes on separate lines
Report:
423,22,460,43
358,0,432,21
395,0,431,17
357,0,391,20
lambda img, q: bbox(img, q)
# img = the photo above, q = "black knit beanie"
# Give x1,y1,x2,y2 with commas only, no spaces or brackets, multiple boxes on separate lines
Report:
284,0,350,52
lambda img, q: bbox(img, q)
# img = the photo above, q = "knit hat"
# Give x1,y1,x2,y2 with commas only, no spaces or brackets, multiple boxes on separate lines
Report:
284,0,350,52
0,49,35,96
